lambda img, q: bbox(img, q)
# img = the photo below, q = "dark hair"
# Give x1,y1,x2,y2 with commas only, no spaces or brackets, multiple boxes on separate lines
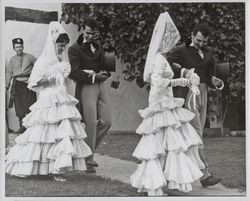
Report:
192,23,211,37
82,18,98,30
76,18,98,45
56,33,70,43
77,34,84,45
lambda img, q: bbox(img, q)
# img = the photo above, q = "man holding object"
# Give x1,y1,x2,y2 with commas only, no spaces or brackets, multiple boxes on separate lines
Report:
167,23,223,187
68,18,112,173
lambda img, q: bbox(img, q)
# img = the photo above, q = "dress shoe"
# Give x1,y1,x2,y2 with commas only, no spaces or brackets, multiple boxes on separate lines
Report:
164,188,188,196
53,174,67,182
86,160,99,167
14,126,26,134
200,175,221,187
8,128,14,133
85,164,96,173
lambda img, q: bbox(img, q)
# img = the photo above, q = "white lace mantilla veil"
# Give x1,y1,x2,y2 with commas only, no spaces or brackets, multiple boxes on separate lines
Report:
143,12,180,83
28,21,71,91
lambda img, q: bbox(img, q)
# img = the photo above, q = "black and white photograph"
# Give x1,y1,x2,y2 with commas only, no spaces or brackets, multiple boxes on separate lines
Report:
0,0,248,200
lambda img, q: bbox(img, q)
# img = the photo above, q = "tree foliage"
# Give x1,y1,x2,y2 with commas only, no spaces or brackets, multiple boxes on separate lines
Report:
61,3,245,100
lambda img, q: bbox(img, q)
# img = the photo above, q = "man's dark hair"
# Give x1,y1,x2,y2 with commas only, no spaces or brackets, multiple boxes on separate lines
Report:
56,33,70,44
77,18,98,45
82,18,98,30
192,23,211,37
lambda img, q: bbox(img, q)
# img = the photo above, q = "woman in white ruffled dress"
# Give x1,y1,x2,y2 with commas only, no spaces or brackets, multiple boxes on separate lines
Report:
5,22,92,181
130,12,205,196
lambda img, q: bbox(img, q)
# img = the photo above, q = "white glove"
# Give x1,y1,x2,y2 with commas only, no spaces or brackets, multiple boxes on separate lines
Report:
162,69,173,79
185,68,200,85
169,78,190,87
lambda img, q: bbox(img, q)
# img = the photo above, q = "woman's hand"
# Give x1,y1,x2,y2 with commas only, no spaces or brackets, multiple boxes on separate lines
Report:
185,69,200,86
95,72,109,82
162,69,172,78
37,77,56,86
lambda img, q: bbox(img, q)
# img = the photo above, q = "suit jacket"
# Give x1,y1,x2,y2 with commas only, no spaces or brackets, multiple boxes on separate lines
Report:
68,41,105,84
68,40,105,115
166,42,216,98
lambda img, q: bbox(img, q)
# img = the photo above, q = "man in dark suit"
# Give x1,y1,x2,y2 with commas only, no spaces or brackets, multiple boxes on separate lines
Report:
167,23,223,187
68,18,112,173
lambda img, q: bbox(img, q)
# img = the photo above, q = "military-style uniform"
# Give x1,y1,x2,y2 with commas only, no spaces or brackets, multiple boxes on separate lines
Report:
6,38,37,133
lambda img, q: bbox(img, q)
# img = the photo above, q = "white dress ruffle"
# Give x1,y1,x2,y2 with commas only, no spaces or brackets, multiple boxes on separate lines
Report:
131,99,205,195
130,55,205,196
6,83,92,177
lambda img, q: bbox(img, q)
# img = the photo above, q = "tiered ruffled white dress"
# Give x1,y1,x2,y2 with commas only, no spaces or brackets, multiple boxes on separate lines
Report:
5,61,92,177
130,54,205,196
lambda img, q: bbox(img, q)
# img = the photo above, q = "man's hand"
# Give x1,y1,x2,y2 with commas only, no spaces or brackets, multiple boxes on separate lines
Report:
37,77,56,87
95,72,109,82
172,62,182,69
100,70,111,77
212,76,223,89
83,70,95,76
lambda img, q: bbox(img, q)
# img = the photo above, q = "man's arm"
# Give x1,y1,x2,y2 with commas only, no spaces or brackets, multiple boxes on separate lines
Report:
68,45,93,84
207,49,224,90
31,55,37,66
166,46,184,79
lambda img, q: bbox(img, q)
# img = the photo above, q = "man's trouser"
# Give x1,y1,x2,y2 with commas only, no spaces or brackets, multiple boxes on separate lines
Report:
80,81,112,161
12,80,36,127
185,83,211,180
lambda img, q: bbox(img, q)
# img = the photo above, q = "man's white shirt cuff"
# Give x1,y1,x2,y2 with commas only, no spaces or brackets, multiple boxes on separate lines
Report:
92,74,96,84
216,81,224,90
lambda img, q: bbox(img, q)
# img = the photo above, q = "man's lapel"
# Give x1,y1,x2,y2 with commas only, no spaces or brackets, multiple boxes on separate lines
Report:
188,46,202,61
80,42,94,57
80,42,100,57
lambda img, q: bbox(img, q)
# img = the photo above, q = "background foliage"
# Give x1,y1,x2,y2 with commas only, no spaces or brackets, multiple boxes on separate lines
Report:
61,3,245,124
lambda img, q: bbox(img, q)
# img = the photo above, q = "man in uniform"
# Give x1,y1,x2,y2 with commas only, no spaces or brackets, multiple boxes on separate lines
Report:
6,38,37,134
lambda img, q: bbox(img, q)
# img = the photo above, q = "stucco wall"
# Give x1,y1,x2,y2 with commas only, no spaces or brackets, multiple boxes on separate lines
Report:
6,20,51,131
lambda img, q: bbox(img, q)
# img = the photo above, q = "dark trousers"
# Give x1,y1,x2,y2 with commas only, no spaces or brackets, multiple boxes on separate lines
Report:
14,80,36,126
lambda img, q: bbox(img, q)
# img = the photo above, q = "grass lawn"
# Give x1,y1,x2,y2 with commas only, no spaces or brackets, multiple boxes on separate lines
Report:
6,173,140,197
5,133,246,197
98,134,246,191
